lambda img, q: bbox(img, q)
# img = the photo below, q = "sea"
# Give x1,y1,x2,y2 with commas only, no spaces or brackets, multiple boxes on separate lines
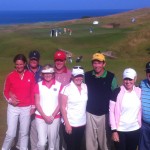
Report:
0,9,131,25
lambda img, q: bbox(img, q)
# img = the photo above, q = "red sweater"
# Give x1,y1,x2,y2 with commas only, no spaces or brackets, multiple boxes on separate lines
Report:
3,69,35,107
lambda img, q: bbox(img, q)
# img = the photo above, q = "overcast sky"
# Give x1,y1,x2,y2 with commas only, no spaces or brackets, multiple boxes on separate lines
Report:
0,0,149,11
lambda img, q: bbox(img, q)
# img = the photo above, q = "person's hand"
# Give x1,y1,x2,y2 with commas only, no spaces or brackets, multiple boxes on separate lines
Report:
9,94,20,106
65,123,72,134
43,115,54,124
30,108,35,115
112,132,119,142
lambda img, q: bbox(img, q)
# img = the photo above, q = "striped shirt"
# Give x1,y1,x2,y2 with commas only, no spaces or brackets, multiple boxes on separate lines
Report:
140,79,150,124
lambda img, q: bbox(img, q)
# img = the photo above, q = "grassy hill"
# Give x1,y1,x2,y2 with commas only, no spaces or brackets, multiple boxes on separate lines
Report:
0,8,150,146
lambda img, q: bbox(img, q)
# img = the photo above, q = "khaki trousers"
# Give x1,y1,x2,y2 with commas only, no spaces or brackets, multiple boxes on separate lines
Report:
86,112,111,150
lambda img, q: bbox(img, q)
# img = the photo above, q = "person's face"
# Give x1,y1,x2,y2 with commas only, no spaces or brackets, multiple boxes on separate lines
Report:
146,72,150,82
92,60,106,74
73,75,83,86
43,73,54,82
55,59,65,71
15,60,26,73
29,59,39,69
123,78,135,91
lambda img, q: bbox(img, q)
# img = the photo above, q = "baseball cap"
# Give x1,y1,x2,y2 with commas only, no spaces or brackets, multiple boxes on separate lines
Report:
72,66,84,77
145,62,150,73
123,68,137,80
41,67,55,74
92,53,105,62
54,50,66,61
29,50,40,60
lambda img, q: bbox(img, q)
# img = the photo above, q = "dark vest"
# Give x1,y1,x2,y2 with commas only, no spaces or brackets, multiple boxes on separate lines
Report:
85,70,114,116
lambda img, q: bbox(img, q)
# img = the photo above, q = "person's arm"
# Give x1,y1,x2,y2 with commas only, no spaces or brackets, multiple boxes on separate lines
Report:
109,88,120,142
52,84,63,118
111,76,118,91
30,73,36,114
109,100,119,142
35,93,53,124
3,74,20,106
60,93,72,134
51,93,60,120
30,73,36,106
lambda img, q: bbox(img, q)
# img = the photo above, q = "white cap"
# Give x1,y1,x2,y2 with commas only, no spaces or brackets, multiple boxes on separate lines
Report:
41,68,54,74
72,66,84,77
123,68,137,79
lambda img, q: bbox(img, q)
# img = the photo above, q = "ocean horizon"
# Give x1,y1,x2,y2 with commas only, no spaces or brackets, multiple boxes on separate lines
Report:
0,9,131,25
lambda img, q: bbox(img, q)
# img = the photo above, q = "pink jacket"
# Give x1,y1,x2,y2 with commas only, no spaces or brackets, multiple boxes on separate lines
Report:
109,85,141,131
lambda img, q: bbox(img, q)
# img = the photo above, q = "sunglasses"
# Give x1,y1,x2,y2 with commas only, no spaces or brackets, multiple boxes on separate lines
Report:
73,66,84,69
123,78,133,81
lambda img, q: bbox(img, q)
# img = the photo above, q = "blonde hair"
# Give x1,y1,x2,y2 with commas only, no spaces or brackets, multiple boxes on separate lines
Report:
41,64,55,76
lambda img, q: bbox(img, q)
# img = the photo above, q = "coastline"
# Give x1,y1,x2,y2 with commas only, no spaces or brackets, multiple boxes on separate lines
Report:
0,9,131,25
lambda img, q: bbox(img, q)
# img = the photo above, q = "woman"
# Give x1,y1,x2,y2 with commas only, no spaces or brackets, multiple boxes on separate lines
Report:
60,66,88,150
34,64,62,150
109,68,141,150
2,54,35,150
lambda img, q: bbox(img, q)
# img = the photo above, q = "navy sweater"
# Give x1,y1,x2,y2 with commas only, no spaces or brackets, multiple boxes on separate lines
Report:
85,70,114,116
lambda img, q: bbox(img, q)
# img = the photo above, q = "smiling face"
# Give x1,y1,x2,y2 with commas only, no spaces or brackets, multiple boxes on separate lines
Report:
43,73,54,82
15,60,26,74
123,78,136,91
55,59,66,71
146,70,150,82
29,59,39,69
72,75,84,86
92,60,106,76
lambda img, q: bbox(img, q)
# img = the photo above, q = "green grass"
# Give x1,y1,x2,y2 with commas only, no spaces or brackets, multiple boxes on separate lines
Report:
0,8,150,147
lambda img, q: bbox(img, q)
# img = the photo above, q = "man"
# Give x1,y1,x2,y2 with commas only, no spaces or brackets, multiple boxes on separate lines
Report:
54,50,71,86
27,50,43,150
27,50,43,83
54,50,71,150
139,62,150,150
15,50,42,150
85,52,117,150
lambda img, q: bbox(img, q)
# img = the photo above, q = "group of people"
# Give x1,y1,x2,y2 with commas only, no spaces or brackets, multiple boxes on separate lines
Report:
1,50,150,150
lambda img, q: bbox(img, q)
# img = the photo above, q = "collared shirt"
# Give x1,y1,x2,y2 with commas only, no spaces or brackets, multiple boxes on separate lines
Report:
92,70,118,90
55,67,71,86
61,81,88,127
27,64,42,83
34,79,62,118
85,69,117,115
3,69,35,106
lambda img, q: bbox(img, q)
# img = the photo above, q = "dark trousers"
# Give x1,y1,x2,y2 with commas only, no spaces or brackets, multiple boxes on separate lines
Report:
62,124,85,150
139,121,150,150
114,129,140,150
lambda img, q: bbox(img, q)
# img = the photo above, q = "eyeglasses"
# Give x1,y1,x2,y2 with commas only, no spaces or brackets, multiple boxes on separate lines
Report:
73,66,84,69
123,78,133,81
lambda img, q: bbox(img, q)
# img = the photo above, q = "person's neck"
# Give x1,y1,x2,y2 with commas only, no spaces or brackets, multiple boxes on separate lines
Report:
76,84,82,93
148,80,150,85
55,67,66,74
95,69,104,77
45,79,54,88
30,67,38,73
125,86,133,92
17,69,25,75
